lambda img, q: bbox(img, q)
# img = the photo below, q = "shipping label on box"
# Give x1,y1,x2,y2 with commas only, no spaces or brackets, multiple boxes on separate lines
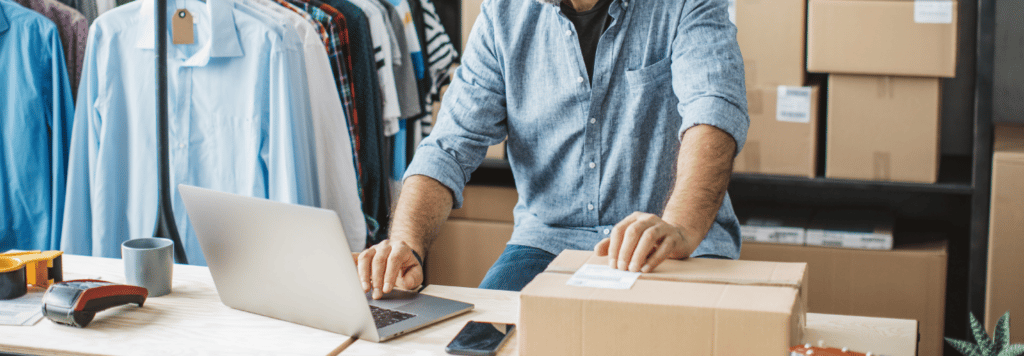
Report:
522,251,808,356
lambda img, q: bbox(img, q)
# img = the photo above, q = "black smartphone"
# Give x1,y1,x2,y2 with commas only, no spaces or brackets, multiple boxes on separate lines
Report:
444,321,516,356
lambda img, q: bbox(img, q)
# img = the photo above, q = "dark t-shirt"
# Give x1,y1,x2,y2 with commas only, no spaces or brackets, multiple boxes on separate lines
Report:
561,0,614,82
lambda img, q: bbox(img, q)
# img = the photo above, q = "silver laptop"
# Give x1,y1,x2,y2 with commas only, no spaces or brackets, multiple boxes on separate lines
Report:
178,185,473,342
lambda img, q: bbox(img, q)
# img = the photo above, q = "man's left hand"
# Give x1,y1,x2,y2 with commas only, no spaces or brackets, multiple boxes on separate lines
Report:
594,212,696,273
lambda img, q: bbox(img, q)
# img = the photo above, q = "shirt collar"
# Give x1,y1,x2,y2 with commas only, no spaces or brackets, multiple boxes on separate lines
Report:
135,0,243,65
0,2,10,35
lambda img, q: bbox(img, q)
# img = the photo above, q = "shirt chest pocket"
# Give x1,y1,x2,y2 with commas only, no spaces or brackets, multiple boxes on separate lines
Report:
624,57,672,90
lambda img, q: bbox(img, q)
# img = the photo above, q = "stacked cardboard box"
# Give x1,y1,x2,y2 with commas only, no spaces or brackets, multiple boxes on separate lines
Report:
733,0,819,177
739,207,812,245
521,250,807,356
742,241,948,356
986,124,1024,342
426,185,516,288
807,0,958,183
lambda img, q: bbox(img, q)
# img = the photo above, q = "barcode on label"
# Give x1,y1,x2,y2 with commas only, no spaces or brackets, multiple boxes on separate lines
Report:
776,86,812,123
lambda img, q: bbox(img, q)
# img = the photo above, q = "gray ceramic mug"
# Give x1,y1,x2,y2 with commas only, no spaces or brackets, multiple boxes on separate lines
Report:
122,238,174,297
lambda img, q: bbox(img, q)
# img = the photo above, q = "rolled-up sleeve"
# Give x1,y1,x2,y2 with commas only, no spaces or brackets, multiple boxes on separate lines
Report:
404,0,507,208
670,0,749,154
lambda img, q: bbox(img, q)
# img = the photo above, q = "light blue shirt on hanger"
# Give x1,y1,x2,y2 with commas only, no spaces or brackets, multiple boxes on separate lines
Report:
405,0,749,258
0,0,75,252
61,0,317,265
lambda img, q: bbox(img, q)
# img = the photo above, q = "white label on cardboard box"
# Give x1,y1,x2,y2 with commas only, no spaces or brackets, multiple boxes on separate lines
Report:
776,86,812,123
566,264,641,290
728,0,736,25
914,0,954,24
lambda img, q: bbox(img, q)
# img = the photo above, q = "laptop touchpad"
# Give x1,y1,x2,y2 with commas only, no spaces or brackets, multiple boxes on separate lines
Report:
366,290,418,310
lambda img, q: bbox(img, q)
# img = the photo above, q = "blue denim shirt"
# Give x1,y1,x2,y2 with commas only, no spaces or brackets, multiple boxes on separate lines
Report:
404,0,748,259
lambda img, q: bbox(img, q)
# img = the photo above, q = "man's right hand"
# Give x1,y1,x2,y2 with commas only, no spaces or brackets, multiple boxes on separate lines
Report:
357,239,424,300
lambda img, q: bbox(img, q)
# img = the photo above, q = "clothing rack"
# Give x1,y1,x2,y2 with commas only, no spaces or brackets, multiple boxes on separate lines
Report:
152,0,188,264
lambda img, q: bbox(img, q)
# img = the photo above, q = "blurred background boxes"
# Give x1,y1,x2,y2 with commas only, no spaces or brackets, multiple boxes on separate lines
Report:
807,0,958,77
734,85,820,178
985,124,1024,342
742,241,948,356
825,75,942,183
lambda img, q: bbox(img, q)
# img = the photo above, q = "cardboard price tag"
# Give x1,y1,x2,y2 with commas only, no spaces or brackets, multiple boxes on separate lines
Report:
172,9,194,45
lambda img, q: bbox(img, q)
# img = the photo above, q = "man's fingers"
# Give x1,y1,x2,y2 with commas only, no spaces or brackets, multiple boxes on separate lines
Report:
607,214,639,268
382,247,407,294
617,217,657,271
594,238,611,256
642,237,676,273
629,226,668,272
370,245,391,299
357,249,375,292
351,252,360,265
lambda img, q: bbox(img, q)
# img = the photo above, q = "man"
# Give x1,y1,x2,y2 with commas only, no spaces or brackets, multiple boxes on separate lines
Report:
358,0,747,299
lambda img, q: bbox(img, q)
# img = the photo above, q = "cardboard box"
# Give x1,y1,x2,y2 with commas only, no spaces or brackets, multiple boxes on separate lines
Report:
734,85,820,177
520,250,807,356
485,140,505,160
741,241,947,356
825,74,942,183
739,207,813,245
986,124,1024,343
426,219,511,288
805,210,894,250
807,0,958,77
448,185,517,222
461,0,484,51
735,0,807,88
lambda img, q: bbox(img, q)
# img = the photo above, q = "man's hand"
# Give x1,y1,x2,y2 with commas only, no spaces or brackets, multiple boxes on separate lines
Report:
594,212,696,273
357,240,424,299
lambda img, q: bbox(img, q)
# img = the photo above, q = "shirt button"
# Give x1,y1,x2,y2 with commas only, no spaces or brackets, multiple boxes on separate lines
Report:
565,30,572,36
590,118,597,124
577,76,584,83
603,228,611,235
588,204,595,211
623,2,628,7
179,143,186,149
589,162,596,169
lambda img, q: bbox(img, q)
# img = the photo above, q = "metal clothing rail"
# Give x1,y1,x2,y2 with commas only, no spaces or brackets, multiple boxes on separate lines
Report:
152,0,188,264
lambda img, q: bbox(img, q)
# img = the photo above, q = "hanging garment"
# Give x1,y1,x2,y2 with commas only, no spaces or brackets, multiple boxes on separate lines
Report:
12,0,87,99
349,0,402,137
95,0,115,14
417,0,455,99
54,0,95,23
378,0,421,120
247,0,366,252
327,0,390,242
0,0,75,252
62,0,317,265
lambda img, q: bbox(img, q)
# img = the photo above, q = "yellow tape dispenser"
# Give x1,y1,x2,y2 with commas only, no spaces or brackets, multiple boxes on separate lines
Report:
0,251,64,300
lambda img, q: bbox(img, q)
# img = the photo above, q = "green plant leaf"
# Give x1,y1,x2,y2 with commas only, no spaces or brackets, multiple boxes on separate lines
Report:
971,313,996,353
947,337,984,356
994,312,1012,351
996,344,1024,356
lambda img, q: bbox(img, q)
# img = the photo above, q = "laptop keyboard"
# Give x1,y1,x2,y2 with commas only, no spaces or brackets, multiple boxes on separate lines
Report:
370,306,416,329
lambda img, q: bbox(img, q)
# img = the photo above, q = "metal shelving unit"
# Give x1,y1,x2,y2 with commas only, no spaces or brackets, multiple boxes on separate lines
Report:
441,0,998,353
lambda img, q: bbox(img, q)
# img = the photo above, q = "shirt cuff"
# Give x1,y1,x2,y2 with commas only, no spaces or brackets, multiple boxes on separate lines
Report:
680,95,749,155
403,145,469,209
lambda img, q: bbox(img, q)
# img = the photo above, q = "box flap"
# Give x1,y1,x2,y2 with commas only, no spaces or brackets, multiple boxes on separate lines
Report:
545,250,806,289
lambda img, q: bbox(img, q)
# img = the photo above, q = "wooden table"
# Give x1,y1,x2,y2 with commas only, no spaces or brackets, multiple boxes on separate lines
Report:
0,255,917,355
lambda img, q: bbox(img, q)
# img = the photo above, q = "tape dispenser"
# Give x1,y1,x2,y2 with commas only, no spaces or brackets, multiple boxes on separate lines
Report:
0,251,63,300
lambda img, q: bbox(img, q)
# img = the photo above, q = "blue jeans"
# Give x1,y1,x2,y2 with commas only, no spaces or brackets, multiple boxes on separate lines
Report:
478,245,556,292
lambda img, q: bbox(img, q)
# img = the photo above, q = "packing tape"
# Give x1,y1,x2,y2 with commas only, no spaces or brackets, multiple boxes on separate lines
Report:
873,151,892,181
0,251,63,300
